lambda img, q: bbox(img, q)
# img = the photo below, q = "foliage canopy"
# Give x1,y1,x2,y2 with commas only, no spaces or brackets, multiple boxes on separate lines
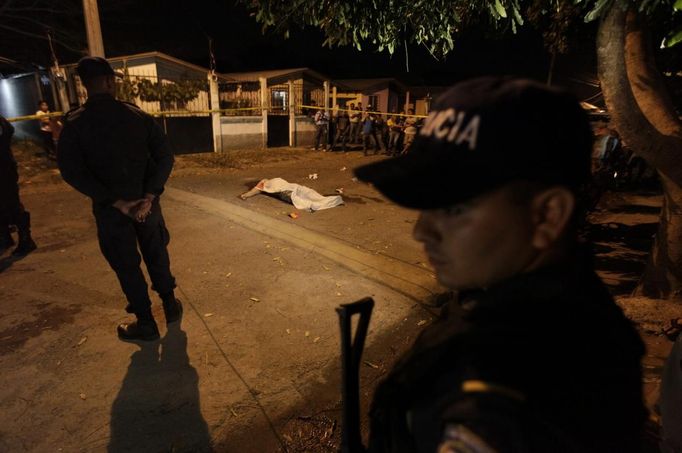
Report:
243,0,680,57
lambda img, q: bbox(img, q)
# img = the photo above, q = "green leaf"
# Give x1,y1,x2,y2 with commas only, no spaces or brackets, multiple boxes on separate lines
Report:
512,2,524,25
585,0,612,22
663,28,682,48
675,0,682,11
494,0,508,18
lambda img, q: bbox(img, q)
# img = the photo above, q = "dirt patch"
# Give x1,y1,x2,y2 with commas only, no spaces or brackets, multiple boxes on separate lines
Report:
175,147,315,172
0,303,81,356
11,140,61,186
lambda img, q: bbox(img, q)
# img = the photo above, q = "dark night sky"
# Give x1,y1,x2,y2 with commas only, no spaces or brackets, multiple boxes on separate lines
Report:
3,0,600,89
102,0,567,83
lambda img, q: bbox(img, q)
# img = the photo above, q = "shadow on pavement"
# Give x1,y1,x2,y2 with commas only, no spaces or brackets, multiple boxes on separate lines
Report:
0,252,30,274
108,322,212,452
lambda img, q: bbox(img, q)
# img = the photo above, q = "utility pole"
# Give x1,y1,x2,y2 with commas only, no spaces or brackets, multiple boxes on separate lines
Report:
47,30,71,112
82,0,105,57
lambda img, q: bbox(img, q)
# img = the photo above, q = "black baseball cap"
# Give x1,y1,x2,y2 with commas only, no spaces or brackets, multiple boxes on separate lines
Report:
354,76,593,209
76,56,122,81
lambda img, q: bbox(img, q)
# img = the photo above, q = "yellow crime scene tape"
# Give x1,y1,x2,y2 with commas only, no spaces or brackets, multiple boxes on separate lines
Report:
5,106,266,123
148,106,268,117
6,105,427,123
299,104,428,119
6,112,65,122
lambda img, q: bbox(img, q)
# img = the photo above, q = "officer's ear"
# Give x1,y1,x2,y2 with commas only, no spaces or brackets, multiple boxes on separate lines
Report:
105,75,117,91
529,187,575,250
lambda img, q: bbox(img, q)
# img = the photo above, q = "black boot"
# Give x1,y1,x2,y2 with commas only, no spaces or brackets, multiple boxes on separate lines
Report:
12,212,36,257
117,312,160,342
161,292,183,324
0,226,14,255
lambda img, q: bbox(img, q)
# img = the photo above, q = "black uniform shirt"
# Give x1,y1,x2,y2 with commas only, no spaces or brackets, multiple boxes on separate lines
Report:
57,94,174,206
368,251,646,453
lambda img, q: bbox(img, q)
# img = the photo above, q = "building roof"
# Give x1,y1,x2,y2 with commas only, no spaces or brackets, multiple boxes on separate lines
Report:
222,67,331,85
407,85,448,99
107,51,213,74
334,77,408,94
0,56,45,78
63,51,232,81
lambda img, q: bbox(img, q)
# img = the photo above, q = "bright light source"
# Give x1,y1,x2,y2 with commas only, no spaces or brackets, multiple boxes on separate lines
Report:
0,79,20,117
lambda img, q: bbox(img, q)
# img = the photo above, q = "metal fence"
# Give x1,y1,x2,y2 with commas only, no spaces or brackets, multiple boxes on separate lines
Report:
71,70,211,116
218,80,261,116
116,71,210,115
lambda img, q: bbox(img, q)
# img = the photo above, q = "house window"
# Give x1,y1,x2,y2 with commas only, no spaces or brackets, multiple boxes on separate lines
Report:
271,89,288,111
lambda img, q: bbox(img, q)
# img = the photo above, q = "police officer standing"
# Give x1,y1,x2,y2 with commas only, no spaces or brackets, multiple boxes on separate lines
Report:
355,77,646,452
58,57,182,342
0,114,37,257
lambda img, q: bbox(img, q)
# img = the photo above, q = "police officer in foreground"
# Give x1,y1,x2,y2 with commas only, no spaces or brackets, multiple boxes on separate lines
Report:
58,57,182,342
0,114,37,257
354,77,646,452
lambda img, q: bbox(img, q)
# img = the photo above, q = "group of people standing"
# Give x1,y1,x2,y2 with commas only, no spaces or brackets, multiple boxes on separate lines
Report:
312,102,421,156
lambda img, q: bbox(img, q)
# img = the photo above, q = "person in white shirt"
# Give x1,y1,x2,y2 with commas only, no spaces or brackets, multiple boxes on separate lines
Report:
35,100,56,158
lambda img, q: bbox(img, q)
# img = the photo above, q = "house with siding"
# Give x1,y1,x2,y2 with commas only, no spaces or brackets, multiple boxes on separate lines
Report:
333,78,409,114
61,52,235,154
222,67,335,148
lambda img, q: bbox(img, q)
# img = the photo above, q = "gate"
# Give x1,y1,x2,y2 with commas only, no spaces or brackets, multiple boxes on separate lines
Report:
267,115,289,147
158,117,212,154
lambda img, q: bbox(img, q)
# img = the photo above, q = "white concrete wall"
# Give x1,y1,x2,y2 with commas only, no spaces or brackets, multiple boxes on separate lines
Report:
219,116,264,150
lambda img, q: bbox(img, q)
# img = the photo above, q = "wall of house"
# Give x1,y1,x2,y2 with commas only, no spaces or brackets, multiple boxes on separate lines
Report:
219,115,264,150
415,99,429,116
387,91,402,114
333,93,362,110
375,88,390,114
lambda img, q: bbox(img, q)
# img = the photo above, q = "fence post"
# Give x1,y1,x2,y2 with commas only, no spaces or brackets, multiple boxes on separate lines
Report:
404,90,411,113
260,77,268,148
332,85,337,111
51,66,71,112
288,79,295,147
208,72,221,152
324,80,330,147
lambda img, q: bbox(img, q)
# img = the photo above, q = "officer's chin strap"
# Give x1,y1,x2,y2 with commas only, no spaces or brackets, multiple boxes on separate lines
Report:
461,380,526,402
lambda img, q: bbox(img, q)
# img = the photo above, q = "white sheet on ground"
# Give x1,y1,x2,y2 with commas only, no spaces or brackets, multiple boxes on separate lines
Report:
260,178,344,212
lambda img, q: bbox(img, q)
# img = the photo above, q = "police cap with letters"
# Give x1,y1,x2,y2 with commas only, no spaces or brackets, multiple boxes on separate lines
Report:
76,56,123,81
354,76,593,209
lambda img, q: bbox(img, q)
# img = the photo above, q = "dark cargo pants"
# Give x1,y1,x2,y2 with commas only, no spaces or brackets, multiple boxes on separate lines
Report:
0,165,29,230
94,199,176,315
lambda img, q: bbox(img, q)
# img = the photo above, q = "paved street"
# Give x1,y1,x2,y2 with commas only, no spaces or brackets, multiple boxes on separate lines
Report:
0,149,441,452
0,148,675,452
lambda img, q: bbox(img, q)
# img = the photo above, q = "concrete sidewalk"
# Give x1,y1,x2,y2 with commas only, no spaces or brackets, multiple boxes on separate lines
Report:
0,182,439,452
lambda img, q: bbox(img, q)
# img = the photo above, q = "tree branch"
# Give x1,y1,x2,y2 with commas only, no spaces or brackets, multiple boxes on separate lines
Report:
0,0,17,17
0,23,84,54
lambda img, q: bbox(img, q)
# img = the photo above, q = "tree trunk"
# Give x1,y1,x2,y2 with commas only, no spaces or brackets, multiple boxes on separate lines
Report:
597,6,682,299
